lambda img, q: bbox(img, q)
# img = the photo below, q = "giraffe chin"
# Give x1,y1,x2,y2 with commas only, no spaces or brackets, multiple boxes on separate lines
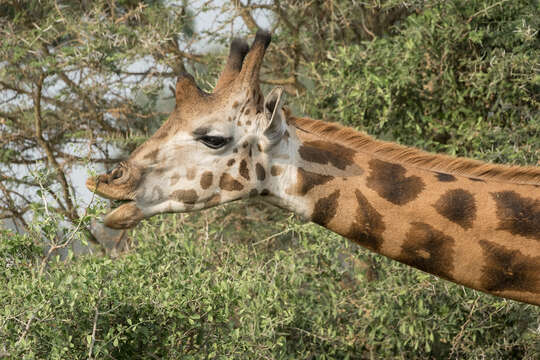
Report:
104,201,144,229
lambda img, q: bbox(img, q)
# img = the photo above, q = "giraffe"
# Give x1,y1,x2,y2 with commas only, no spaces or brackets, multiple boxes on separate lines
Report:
86,31,540,306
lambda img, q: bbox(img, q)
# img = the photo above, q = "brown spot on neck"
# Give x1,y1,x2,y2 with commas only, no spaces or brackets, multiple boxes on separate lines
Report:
434,189,477,229
397,222,456,280
311,190,340,226
346,190,385,251
288,168,334,195
479,240,540,294
366,159,425,205
491,191,540,241
298,140,356,170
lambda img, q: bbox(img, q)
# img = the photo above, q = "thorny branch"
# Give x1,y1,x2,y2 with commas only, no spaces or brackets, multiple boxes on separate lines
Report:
87,289,103,360
33,72,76,220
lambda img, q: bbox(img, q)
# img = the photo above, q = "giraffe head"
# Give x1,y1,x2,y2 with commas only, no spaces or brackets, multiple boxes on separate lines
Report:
86,31,290,229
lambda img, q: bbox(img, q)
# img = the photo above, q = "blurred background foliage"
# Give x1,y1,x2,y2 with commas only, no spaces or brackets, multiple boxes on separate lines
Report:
0,0,539,358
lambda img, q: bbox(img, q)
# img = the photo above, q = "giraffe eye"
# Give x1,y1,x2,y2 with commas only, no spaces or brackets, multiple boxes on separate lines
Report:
198,136,230,149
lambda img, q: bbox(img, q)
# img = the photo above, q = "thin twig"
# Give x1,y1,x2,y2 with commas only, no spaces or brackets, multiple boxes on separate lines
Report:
449,295,480,358
15,313,36,346
252,229,292,246
87,289,103,360
38,179,98,275
359,7,375,40
33,73,76,219
467,0,510,23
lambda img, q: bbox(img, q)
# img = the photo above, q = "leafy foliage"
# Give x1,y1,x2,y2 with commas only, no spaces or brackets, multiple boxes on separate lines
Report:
1,0,539,358
299,0,539,165
1,205,539,359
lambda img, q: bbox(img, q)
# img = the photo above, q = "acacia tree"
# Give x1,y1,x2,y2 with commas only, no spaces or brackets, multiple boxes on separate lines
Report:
0,0,203,242
0,0,421,241
196,0,416,94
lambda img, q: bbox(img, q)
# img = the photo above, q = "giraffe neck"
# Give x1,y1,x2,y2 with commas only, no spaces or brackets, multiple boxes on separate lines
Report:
266,117,540,305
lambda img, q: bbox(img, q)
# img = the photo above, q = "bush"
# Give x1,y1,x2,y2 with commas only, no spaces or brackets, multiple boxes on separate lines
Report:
299,0,539,165
1,203,539,358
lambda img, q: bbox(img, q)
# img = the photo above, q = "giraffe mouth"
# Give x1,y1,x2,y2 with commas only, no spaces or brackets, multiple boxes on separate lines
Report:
86,177,143,229
103,201,144,229
111,199,132,208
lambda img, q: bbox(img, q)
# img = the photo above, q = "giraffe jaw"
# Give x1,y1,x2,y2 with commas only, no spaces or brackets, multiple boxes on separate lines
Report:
103,201,144,229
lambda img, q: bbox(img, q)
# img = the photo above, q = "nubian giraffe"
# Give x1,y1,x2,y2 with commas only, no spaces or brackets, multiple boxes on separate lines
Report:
87,31,540,305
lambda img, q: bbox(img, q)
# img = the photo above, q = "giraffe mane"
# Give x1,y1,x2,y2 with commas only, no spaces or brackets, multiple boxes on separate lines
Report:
289,115,540,186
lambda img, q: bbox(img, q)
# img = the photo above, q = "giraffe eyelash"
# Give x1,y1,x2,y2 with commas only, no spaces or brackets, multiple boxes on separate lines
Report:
197,135,232,149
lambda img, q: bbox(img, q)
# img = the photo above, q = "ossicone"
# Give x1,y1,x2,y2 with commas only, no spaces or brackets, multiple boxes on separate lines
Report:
175,72,207,105
215,30,272,92
214,38,250,91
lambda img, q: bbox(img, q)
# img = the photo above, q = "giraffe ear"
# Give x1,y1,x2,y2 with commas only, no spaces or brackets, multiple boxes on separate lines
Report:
263,87,286,145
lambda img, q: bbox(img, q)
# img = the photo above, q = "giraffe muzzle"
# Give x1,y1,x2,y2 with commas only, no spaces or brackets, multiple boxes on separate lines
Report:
103,201,144,229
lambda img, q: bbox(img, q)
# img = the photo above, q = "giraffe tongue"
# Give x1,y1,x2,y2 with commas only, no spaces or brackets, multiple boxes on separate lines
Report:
104,201,144,229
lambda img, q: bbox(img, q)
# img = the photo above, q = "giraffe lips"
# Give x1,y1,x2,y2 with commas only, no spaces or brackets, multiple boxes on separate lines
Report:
103,201,144,229
86,177,135,201
86,177,142,228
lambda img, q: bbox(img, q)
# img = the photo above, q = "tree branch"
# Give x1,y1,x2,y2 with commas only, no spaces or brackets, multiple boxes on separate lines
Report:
33,73,76,220
232,0,260,32
87,289,103,360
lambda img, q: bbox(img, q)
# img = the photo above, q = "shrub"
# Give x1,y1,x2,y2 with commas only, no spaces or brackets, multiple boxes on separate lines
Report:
299,0,539,165
1,203,539,359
